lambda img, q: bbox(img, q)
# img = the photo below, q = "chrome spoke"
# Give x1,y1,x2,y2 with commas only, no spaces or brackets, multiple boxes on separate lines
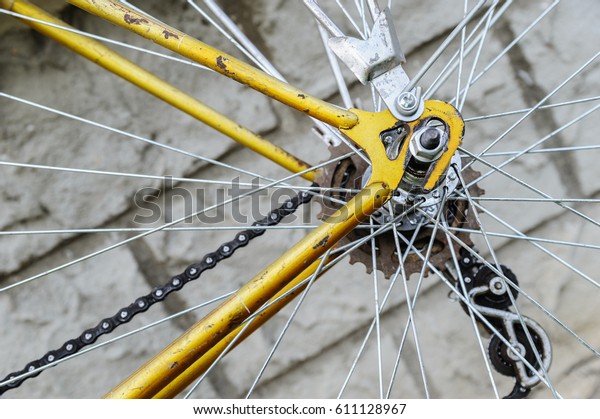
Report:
394,226,561,395
244,249,332,398
0,290,236,389
464,96,600,122
452,167,558,397
467,103,600,187
463,50,600,167
0,8,209,71
440,217,500,398
0,156,331,293
457,1,496,112
387,203,432,399
403,0,489,94
369,217,384,398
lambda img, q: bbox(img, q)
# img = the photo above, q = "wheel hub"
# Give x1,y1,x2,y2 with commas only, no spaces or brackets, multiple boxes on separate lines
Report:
316,102,483,278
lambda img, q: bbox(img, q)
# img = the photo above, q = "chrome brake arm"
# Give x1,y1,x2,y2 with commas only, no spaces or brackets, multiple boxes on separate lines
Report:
304,1,423,120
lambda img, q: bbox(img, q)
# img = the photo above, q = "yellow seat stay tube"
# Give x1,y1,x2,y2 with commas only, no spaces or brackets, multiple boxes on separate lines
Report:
1,0,316,181
66,0,359,130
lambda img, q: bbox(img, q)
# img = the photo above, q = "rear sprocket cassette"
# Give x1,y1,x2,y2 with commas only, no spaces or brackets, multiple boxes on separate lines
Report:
315,144,484,279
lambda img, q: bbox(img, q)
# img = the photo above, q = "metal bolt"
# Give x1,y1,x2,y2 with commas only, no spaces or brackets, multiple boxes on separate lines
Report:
489,277,506,295
507,343,526,361
188,267,197,276
420,128,442,150
222,245,230,252
397,92,418,115
206,257,214,264
238,234,247,242
432,190,441,198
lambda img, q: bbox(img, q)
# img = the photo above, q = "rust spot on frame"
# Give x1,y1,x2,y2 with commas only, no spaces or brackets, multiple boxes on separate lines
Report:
162,30,180,40
216,56,235,75
124,13,148,25
216,56,227,70
313,235,330,249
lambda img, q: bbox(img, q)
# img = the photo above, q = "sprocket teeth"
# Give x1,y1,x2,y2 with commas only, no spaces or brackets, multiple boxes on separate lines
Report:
315,145,485,281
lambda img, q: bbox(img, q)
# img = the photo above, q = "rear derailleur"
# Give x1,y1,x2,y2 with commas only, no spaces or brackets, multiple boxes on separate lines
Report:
451,247,552,398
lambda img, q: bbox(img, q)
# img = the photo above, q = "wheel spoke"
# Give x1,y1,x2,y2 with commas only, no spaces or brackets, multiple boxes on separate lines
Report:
0,8,210,70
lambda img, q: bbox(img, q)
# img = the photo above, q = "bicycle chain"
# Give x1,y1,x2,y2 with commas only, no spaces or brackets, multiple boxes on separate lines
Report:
0,185,317,396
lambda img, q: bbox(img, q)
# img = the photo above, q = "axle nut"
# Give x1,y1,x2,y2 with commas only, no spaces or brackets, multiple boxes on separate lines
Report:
409,126,447,162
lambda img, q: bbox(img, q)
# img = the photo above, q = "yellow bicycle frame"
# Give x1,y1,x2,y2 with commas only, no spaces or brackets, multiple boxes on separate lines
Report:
2,0,464,398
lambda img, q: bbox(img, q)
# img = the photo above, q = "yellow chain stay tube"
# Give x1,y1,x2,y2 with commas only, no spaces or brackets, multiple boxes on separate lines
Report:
0,0,316,182
105,183,391,399
103,101,462,398
66,0,359,130
153,255,333,399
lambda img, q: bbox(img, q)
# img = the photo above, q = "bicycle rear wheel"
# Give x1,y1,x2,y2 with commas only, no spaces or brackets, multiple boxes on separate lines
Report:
0,0,599,398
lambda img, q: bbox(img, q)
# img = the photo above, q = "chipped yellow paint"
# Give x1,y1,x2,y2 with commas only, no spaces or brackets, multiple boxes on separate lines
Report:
153,254,334,399
2,0,315,181
66,0,359,130
104,183,390,398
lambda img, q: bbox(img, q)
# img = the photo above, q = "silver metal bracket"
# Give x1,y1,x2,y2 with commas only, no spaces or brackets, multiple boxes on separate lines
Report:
306,3,424,120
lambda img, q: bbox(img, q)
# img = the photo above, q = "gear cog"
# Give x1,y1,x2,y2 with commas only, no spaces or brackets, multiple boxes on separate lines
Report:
315,143,484,279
